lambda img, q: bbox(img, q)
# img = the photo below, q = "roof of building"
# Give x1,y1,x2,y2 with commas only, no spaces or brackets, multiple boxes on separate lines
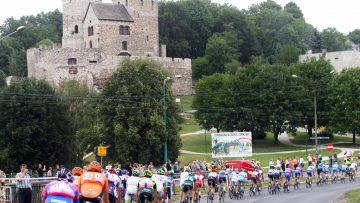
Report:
85,2,134,22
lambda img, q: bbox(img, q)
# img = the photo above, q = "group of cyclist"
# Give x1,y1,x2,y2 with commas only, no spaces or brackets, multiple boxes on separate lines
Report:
42,161,177,203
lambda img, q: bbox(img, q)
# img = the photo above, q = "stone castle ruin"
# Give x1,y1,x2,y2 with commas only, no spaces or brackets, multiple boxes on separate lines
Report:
27,0,192,95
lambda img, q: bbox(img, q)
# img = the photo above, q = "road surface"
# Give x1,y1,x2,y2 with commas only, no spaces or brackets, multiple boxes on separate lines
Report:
221,180,360,203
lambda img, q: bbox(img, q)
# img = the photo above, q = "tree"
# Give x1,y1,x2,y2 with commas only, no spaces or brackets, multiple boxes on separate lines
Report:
310,29,324,53
284,2,304,19
328,68,360,144
0,70,6,88
348,29,360,45
0,78,74,172
321,27,350,52
291,58,335,139
193,73,230,132
277,44,300,65
99,59,182,164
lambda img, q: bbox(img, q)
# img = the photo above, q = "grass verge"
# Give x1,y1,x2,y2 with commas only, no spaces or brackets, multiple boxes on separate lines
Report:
179,113,203,135
345,189,360,203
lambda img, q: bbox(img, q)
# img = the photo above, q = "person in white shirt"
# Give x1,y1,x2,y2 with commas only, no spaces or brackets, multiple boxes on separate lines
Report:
269,160,274,168
299,156,304,168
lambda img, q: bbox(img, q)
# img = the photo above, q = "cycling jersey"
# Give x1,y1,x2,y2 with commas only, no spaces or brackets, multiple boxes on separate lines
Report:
73,176,81,187
166,176,175,199
106,173,122,202
180,172,189,187
267,169,275,179
218,170,227,183
332,164,339,172
125,176,141,203
323,164,330,173
79,172,108,199
230,172,239,183
42,181,80,203
138,178,156,202
152,174,167,197
295,167,301,178
195,174,204,187
182,175,195,192
341,164,348,172
284,167,291,181
350,163,357,170
208,172,218,180
237,171,247,183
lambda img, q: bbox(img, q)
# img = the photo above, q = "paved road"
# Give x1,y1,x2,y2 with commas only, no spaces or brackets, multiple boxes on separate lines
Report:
222,180,360,203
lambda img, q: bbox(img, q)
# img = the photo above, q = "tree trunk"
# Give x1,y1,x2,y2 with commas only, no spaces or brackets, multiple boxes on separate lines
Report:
307,124,313,140
273,126,279,144
353,129,356,144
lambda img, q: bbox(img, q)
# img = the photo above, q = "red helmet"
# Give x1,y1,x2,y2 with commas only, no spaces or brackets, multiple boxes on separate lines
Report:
72,167,83,176
88,161,102,173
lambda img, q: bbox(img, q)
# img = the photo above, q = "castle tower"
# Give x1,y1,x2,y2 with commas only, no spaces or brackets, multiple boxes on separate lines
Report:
62,0,101,48
113,0,159,56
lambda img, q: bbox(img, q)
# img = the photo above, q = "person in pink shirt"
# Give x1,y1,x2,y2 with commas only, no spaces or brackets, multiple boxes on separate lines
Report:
42,168,80,203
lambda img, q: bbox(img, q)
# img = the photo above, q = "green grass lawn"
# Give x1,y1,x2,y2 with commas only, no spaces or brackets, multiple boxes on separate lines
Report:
179,113,203,135
177,96,194,112
178,149,341,169
290,132,360,146
181,133,308,153
345,189,360,203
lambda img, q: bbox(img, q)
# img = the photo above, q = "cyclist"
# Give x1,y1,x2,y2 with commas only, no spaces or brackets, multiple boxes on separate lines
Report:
125,170,141,203
42,168,79,203
152,169,167,203
332,161,339,179
341,161,349,178
237,169,247,195
207,168,218,196
249,168,260,192
106,169,122,203
267,166,275,186
349,162,357,178
229,169,239,192
165,171,176,203
317,161,324,181
78,161,109,203
218,168,228,192
294,165,301,185
180,167,195,203
273,166,282,188
137,170,157,203
306,163,314,185
72,167,83,187
323,162,330,182
194,169,204,202
283,164,292,190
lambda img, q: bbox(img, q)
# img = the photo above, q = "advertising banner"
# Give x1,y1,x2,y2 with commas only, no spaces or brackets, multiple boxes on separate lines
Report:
211,132,252,158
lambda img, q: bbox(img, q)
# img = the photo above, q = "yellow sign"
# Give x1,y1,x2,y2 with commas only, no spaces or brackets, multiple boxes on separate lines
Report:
98,146,107,157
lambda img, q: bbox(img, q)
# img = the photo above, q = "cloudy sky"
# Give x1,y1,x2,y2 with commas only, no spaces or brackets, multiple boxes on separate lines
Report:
0,0,359,34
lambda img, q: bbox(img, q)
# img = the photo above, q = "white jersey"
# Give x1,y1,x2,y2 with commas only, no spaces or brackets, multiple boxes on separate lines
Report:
180,172,189,186
350,163,357,170
152,174,166,193
231,172,239,182
126,176,141,194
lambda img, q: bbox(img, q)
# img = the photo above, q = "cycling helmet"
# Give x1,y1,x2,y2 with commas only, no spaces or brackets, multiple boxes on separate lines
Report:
58,168,73,182
72,167,83,176
122,169,129,175
144,170,153,178
88,161,102,173
132,170,140,177
157,169,164,175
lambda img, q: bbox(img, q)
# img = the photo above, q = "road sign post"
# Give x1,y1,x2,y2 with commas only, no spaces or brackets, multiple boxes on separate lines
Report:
97,146,107,167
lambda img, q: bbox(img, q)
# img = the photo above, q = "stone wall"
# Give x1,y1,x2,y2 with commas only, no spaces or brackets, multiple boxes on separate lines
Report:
27,46,192,95
299,50,360,72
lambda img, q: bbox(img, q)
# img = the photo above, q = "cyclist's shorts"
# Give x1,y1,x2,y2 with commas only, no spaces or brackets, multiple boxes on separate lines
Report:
231,180,238,186
307,172,313,177
195,180,203,188
80,196,101,203
182,184,193,193
267,174,274,180
251,177,257,184
139,188,154,201
109,194,117,203
333,168,339,173
317,169,323,175
284,173,291,181
273,174,280,180
219,177,226,184
208,179,216,187
295,171,301,178
237,176,246,183
166,187,172,199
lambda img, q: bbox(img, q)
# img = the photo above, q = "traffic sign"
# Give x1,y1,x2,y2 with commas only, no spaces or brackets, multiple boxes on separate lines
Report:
310,137,330,140
97,146,107,156
327,144,333,151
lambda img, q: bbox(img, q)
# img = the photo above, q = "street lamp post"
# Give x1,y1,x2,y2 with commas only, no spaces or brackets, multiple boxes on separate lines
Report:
204,120,207,153
163,75,182,164
0,26,25,41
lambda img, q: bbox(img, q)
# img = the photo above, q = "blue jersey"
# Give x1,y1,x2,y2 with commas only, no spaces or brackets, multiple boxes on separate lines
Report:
341,164,348,171
219,170,227,178
307,166,314,172
317,163,323,170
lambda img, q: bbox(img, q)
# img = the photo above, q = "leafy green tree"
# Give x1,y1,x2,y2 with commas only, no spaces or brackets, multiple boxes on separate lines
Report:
284,2,304,19
99,59,182,164
291,58,335,139
193,73,230,132
0,70,6,88
310,29,324,53
277,44,300,65
348,29,360,45
35,38,54,48
0,78,74,172
328,68,360,144
321,27,350,52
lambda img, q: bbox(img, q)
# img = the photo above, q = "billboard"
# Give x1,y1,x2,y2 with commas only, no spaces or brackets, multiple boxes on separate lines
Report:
211,132,252,158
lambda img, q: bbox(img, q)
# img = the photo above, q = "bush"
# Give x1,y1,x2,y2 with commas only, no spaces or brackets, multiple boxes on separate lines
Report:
318,130,334,140
253,130,266,140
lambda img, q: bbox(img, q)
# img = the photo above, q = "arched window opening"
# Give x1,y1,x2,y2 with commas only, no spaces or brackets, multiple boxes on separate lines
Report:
89,40,93,48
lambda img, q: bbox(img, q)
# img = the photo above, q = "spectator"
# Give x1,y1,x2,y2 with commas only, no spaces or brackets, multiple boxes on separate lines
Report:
37,164,44,177
307,154,312,166
333,152,338,163
166,160,172,172
47,167,53,177
299,156,304,168
16,164,32,203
